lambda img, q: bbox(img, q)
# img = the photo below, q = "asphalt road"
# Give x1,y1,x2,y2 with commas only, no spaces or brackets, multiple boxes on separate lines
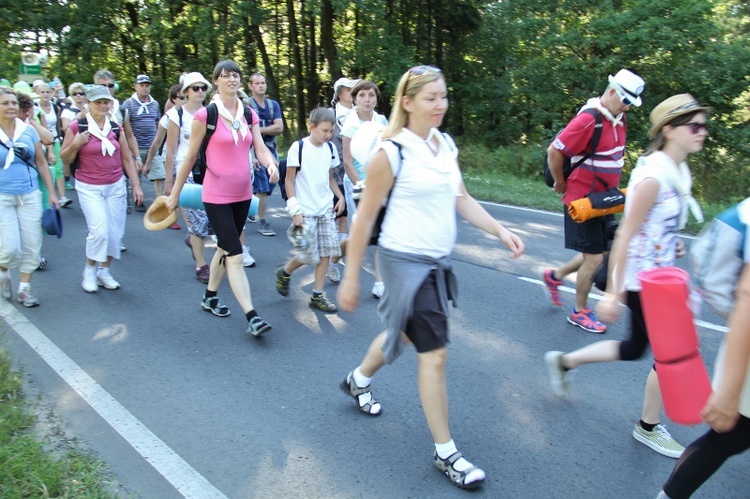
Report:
0,189,747,498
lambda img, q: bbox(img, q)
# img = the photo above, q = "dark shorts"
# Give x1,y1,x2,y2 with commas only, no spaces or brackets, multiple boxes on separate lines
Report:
404,271,449,353
203,199,251,257
333,183,348,219
252,165,276,196
563,209,613,254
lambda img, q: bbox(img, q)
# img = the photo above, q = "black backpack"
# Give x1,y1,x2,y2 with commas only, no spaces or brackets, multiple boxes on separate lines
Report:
69,119,121,178
543,109,602,187
278,139,336,201
192,103,254,184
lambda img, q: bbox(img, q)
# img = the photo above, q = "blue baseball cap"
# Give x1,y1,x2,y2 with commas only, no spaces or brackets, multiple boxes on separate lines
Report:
42,208,63,238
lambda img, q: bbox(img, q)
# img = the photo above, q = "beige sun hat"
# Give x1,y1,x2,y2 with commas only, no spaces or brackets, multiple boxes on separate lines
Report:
649,94,710,137
143,196,178,231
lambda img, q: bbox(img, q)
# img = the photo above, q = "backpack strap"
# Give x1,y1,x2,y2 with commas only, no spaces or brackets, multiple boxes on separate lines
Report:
205,103,218,141
574,109,603,169
296,139,304,171
243,105,254,129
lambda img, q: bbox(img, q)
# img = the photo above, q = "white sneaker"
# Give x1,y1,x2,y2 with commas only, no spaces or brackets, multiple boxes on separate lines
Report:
242,245,256,267
119,242,127,252
82,267,98,293
372,281,384,299
326,262,341,283
96,270,121,290
59,196,73,208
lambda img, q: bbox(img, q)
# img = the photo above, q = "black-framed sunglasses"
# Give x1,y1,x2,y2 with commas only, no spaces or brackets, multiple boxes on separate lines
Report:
409,65,441,76
71,92,86,96
676,122,709,134
190,85,208,92
176,95,187,100
103,83,115,88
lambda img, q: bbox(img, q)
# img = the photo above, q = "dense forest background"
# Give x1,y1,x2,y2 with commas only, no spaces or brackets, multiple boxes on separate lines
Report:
1,0,748,201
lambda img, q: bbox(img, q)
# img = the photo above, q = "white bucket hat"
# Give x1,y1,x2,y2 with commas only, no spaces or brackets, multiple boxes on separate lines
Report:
181,72,212,94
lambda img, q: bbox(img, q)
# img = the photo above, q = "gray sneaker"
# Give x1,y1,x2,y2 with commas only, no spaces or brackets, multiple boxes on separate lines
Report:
544,351,569,396
258,220,275,236
632,423,685,458
17,289,40,307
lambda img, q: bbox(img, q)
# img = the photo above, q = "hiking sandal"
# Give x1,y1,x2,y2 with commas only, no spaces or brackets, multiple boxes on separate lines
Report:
340,371,382,416
433,451,485,490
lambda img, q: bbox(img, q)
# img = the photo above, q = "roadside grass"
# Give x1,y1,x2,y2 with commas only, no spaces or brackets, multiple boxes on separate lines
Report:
0,341,117,498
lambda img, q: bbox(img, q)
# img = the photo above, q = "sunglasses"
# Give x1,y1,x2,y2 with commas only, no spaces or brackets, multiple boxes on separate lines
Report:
72,92,86,96
176,95,187,100
676,122,708,134
409,65,441,76
190,85,208,92
102,83,115,88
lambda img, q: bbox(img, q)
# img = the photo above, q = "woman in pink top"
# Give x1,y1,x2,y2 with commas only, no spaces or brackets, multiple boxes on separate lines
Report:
60,84,143,293
167,60,278,338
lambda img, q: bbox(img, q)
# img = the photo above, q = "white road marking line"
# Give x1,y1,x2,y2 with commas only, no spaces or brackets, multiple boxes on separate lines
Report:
518,276,728,333
0,302,227,499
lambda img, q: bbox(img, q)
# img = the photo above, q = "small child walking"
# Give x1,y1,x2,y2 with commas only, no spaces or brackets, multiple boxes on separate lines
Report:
276,108,345,312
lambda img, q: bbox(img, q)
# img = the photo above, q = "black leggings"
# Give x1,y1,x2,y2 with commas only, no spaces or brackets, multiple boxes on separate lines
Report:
203,199,251,257
619,291,652,361
662,415,750,498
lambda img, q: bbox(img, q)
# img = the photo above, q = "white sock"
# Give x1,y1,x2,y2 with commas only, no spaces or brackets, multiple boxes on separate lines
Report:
435,440,485,483
18,282,30,293
352,367,372,387
97,267,111,276
84,264,96,274
0,269,10,279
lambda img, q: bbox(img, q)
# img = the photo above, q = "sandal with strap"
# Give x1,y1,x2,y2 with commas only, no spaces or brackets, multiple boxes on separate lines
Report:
433,451,485,490
340,371,382,416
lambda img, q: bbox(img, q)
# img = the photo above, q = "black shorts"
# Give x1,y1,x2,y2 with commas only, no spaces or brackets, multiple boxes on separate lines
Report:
404,271,449,353
203,199,251,257
563,209,613,255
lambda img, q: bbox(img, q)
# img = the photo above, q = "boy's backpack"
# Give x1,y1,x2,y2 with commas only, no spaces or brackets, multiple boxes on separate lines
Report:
69,119,121,178
543,109,602,187
191,103,254,184
690,199,750,319
278,139,336,201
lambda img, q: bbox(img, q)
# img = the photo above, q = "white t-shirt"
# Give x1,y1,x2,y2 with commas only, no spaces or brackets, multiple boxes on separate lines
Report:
41,105,57,139
340,109,387,180
60,107,79,126
378,128,462,259
621,151,683,291
167,106,195,164
286,137,340,217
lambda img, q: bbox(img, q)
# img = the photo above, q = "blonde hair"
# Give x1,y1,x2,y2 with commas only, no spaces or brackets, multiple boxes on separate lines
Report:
68,82,86,95
382,68,444,140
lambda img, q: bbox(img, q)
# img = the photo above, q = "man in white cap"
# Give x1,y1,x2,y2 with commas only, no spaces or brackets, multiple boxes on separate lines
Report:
543,68,645,334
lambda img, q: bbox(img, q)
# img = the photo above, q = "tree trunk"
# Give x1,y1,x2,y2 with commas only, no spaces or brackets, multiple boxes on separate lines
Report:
320,0,340,81
286,0,306,134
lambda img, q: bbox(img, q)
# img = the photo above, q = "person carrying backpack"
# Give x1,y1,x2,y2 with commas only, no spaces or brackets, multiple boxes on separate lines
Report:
274,107,344,313
542,68,645,334
165,60,279,338
657,198,750,498
545,93,710,460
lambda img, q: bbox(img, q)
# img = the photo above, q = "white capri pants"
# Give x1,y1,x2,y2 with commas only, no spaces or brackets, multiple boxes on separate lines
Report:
0,190,43,274
76,177,127,262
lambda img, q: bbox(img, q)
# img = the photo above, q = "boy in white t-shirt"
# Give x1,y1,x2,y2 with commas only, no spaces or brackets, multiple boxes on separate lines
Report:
276,108,344,313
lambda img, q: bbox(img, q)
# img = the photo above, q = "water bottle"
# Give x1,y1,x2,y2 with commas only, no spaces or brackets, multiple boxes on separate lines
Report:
352,180,365,207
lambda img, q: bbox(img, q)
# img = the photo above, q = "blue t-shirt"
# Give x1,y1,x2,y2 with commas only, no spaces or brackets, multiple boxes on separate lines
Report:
249,97,282,158
0,124,41,195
